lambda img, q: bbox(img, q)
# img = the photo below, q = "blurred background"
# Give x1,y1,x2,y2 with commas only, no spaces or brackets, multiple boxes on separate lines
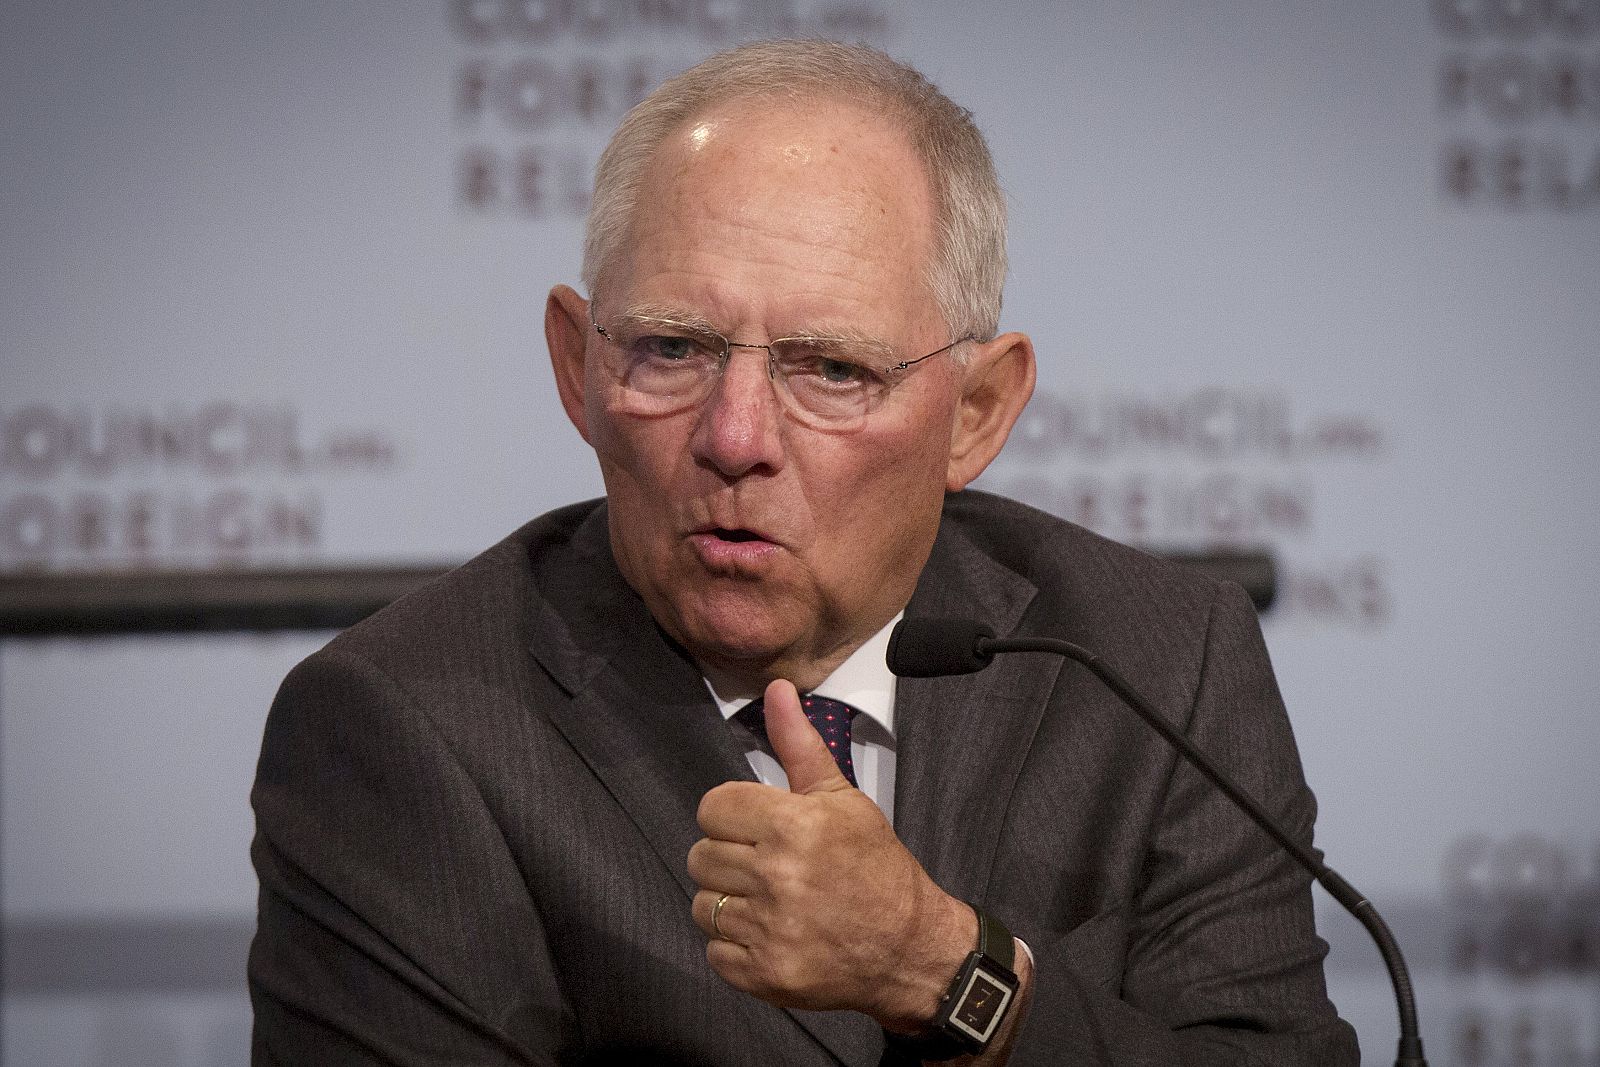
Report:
3,1,1597,1063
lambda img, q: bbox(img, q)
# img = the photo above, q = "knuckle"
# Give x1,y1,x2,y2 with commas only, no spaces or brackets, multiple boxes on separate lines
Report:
773,909,811,949
705,941,737,976
760,852,806,897
686,839,711,880
695,787,728,828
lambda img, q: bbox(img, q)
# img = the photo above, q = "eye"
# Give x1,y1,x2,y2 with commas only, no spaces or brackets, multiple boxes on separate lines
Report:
603,324,722,399
773,341,882,390
636,334,710,362
816,357,868,385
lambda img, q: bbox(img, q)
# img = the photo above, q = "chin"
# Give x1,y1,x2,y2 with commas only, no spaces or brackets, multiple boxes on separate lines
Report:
665,590,798,669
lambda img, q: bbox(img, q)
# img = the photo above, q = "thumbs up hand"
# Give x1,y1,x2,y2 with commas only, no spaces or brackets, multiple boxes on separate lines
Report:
758,680,854,796
689,680,975,1034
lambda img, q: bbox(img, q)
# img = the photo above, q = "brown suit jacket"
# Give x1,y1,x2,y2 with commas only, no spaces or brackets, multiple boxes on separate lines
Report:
249,490,1358,1065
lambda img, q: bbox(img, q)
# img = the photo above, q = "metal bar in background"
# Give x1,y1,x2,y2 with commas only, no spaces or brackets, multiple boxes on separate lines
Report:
0,551,1273,637
1164,550,1276,612
4,917,254,996
0,565,451,636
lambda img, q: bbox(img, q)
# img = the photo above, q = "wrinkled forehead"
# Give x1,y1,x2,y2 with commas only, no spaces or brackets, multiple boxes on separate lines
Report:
606,95,942,333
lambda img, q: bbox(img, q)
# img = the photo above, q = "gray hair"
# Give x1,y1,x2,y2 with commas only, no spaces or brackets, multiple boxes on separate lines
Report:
582,39,1007,343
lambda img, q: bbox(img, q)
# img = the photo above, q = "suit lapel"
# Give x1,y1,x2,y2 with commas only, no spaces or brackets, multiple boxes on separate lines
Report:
894,517,1061,909
523,508,880,1064
524,507,755,902
547,666,755,901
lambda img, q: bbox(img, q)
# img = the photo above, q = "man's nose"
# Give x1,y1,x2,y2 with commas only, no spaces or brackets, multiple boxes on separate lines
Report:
688,346,786,479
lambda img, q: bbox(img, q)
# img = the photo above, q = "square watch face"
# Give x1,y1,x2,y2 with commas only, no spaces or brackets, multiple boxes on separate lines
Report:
950,967,1014,1043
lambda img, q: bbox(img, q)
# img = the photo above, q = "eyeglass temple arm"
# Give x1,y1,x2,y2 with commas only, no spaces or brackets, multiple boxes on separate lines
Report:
887,336,975,373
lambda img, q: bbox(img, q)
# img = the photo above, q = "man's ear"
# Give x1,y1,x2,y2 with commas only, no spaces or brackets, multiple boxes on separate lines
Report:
946,331,1036,491
546,284,593,444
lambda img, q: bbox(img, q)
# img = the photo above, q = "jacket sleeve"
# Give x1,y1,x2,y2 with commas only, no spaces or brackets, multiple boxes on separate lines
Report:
249,647,570,1066
1006,584,1361,1066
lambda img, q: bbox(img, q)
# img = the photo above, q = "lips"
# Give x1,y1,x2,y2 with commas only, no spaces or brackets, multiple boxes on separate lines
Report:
688,519,778,545
687,524,780,573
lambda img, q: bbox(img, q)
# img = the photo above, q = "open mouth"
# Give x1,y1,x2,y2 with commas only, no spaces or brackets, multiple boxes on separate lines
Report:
689,525,778,569
712,528,763,543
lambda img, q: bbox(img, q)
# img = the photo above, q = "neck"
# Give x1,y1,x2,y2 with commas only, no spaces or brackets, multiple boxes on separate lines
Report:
695,609,906,697
697,643,857,698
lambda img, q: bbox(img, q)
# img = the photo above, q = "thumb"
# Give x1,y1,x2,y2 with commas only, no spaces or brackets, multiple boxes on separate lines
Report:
762,679,851,796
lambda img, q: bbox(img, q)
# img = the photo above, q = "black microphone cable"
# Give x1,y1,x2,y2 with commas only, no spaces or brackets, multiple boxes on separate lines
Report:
888,617,1428,1067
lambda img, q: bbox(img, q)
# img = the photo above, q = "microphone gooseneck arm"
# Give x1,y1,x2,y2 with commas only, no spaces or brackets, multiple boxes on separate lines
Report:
888,619,1427,1067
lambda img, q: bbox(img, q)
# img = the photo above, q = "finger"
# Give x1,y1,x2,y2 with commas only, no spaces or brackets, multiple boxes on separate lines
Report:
706,936,758,992
761,678,850,796
686,837,761,894
706,938,821,1011
697,780,788,842
693,887,746,944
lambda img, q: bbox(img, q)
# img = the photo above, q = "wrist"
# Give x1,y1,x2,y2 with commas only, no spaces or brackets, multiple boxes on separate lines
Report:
883,904,1023,1061
875,886,976,1034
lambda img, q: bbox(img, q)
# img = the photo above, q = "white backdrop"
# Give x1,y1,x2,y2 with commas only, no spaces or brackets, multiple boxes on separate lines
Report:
4,1,1598,1063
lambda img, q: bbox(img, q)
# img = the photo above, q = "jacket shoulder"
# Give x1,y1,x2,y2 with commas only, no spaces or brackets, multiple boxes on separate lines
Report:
312,498,606,678
943,490,1225,620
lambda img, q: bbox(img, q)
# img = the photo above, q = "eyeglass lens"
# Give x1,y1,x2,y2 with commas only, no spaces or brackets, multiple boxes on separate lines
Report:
595,319,895,426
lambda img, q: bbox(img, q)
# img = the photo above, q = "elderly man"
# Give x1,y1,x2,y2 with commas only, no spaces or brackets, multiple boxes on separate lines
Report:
250,40,1358,1066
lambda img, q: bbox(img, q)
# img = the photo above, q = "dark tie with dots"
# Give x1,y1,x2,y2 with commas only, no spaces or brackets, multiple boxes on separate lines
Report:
737,694,859,787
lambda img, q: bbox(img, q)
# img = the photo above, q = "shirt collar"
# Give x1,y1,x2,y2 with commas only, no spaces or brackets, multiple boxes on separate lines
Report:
705,611,901,738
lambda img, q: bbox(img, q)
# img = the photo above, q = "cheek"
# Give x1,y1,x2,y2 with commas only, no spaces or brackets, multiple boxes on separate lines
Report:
587,402,688,541
587,379,673,478
594,438,682,601
803,424,950,565
862,394,961,538
882,386,960,488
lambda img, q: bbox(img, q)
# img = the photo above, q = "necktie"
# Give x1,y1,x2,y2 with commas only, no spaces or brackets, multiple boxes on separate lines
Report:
737,694,859,788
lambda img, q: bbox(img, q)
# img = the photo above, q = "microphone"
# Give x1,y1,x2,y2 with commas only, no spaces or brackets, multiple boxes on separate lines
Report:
886,617,996,676
888,617,1427,1067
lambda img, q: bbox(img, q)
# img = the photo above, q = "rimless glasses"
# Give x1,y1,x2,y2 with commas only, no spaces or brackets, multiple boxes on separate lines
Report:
588,302,972,431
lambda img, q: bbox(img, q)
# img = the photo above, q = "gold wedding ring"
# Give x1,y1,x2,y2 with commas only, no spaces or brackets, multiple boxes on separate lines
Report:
711,892,732,940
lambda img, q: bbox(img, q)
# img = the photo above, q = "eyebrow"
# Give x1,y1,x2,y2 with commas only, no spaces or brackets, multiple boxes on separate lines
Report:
615,303,722,335
614,302,898,360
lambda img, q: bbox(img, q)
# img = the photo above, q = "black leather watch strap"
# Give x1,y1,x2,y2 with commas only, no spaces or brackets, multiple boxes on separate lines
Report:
975,906,1015,972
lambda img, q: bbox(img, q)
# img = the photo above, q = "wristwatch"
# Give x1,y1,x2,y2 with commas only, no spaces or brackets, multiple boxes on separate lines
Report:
883,903,1020,1061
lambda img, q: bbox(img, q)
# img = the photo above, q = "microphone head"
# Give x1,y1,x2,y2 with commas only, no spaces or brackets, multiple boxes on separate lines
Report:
887,618,997,677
